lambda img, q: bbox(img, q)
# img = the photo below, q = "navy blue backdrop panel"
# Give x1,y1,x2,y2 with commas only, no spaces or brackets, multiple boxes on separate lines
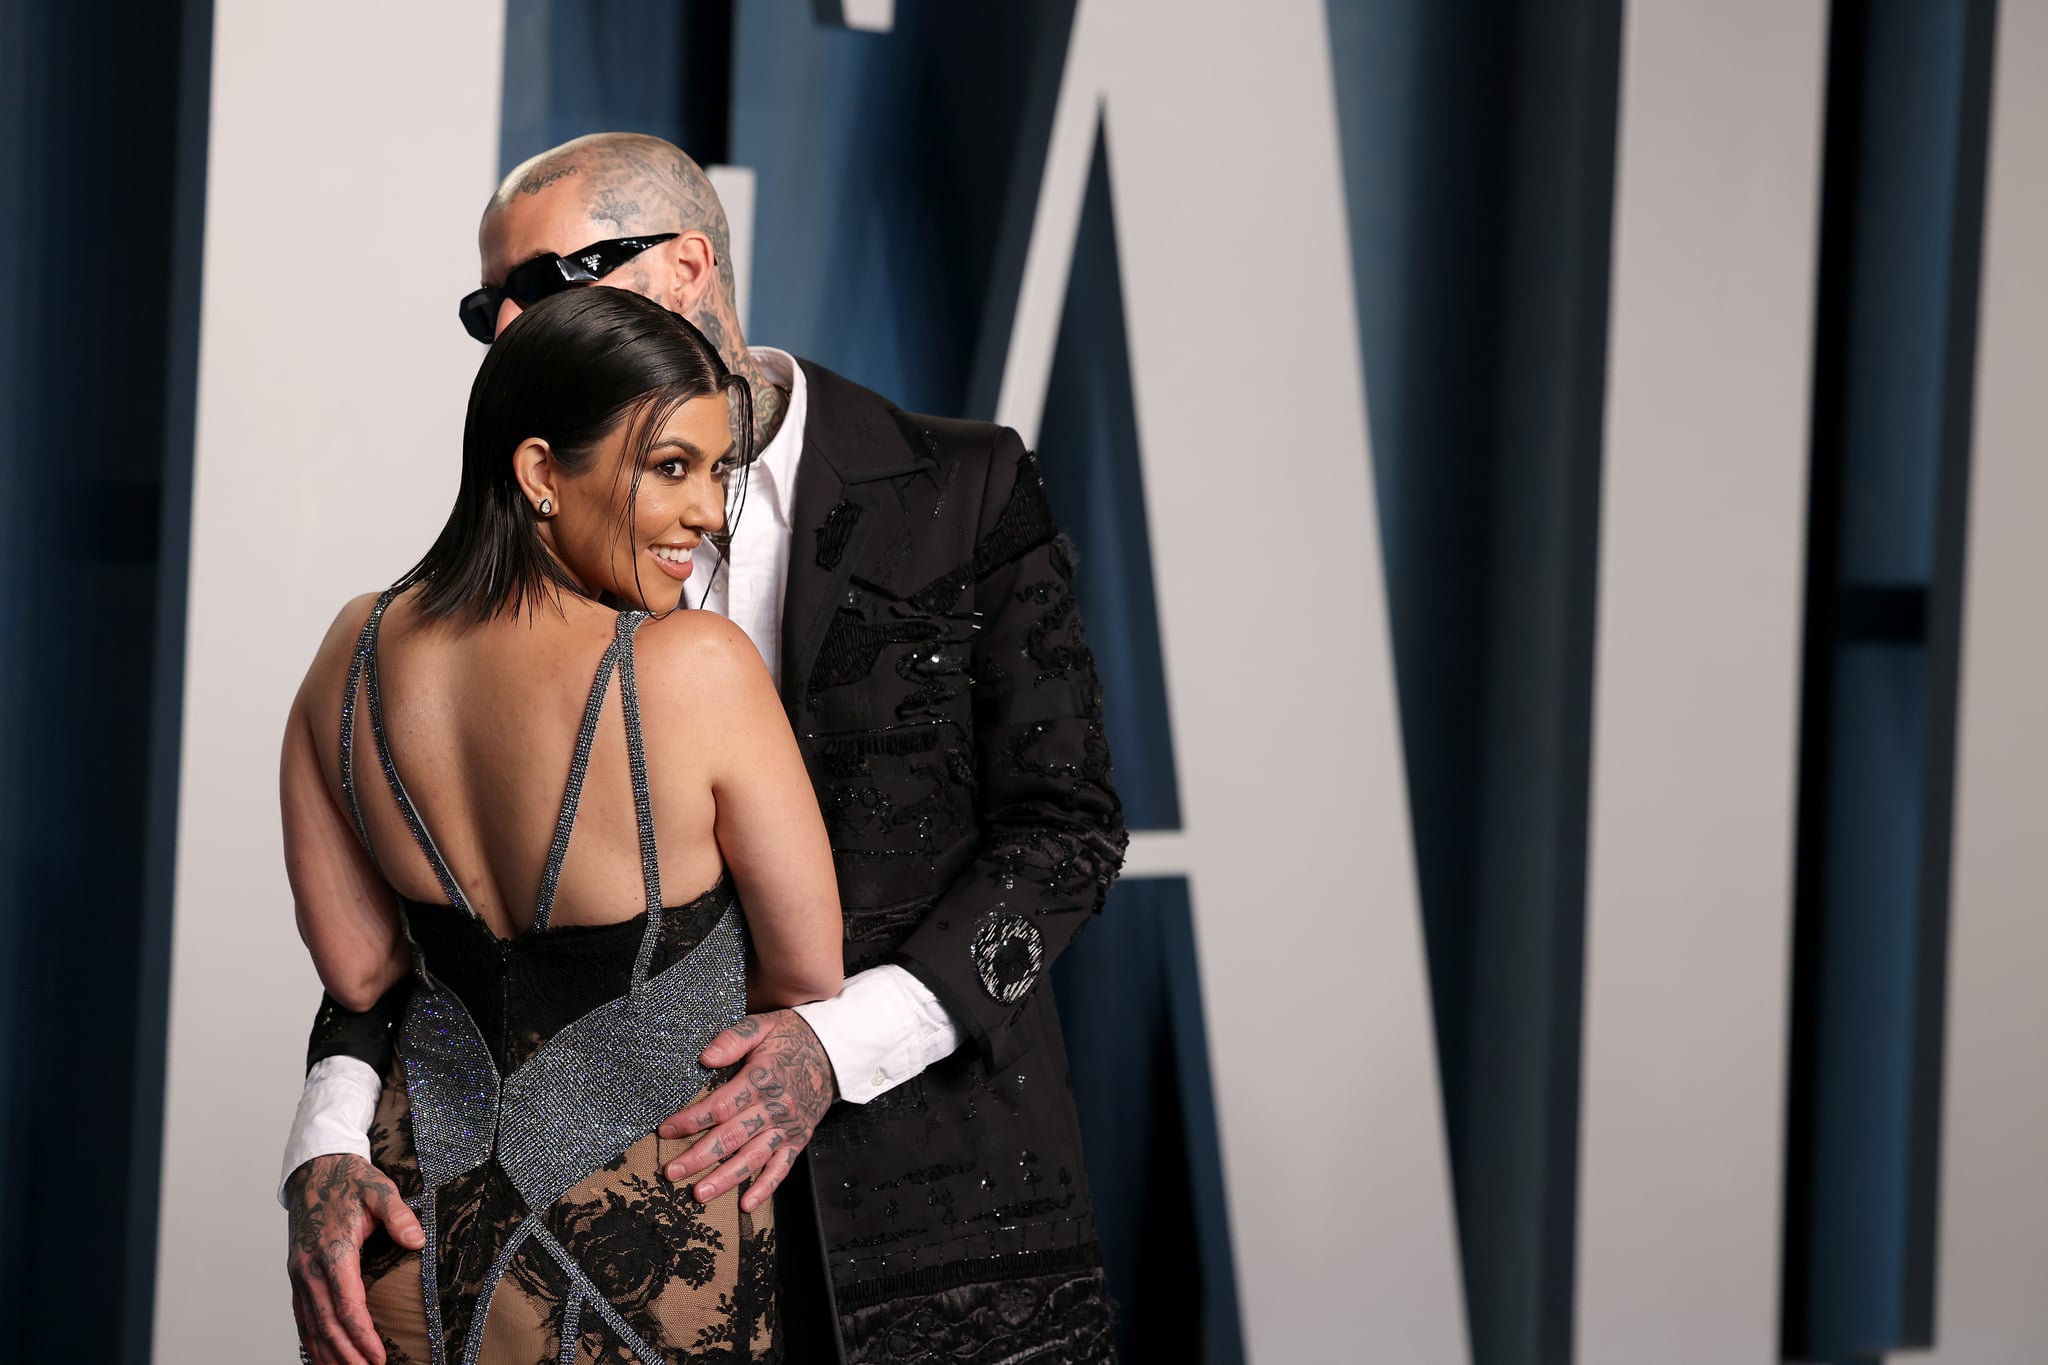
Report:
1782,0,1995,1357
0,0,212,1360
1326,3,1620,1361
730,0,1075,422
502,0,735,175
1035,124,1179,836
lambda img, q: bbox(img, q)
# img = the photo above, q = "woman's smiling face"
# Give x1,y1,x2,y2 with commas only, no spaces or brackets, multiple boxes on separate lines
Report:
534,390,735,612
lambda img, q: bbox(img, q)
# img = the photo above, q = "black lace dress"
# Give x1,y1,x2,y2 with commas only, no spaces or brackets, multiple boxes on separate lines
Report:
340,592,780,1364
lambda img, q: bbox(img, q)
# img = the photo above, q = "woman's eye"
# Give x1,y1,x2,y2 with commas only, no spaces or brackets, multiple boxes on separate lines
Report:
655,458,686,478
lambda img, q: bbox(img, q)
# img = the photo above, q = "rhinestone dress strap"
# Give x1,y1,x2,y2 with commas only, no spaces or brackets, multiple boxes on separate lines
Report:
339,588,400,857
530,635,627,934
362,592,477,917
613,611,664,989
529,1224,668,1364
555,1295,582,1365
406,1191,448,1359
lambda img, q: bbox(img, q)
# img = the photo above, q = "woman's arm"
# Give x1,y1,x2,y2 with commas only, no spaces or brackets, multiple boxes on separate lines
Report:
280,597,408,1012
659,614,843,1007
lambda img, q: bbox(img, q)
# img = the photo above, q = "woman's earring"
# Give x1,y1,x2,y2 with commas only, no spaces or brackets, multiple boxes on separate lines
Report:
537,497,553,517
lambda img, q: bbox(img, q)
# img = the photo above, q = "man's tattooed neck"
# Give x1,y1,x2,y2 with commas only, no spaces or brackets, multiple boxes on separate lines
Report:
690,301,790,453
748,372,791,453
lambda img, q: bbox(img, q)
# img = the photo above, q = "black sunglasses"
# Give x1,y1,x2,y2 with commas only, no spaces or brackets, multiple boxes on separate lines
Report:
458,233,680,343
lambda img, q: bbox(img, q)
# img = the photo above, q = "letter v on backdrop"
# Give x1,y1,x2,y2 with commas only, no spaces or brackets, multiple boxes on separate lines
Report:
991,1,1471,1359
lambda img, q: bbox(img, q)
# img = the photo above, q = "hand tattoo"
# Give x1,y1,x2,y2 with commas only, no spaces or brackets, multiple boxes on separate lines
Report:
744,1014,836,1160
285,1153,414,1364
286,1153,386,1267
660,1010,838,1208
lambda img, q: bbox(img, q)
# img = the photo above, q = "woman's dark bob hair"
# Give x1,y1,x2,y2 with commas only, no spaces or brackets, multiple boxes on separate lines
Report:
396,287,751,623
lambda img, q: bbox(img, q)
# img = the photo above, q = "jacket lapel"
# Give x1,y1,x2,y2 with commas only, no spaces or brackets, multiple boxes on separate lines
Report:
777,360,934,717
779,442,860,716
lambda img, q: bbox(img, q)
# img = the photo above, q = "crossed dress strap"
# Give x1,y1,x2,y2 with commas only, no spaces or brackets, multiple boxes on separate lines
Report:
530,629,627,933
531,610,664,977
339,596,695,1365
613,610,665,988
338,589,394,863
341,592,665,976
342,588,477,917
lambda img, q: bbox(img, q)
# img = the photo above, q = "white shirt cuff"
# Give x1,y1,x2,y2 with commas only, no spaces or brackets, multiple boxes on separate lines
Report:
277,1055,382,1206
793,964,964,1103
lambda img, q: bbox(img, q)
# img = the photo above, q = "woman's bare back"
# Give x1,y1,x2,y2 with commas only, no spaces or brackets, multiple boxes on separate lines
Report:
311,589,731,938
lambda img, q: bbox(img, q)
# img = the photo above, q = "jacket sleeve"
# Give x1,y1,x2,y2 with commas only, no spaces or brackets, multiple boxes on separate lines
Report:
890,434,1129,1069
305,978,411,1074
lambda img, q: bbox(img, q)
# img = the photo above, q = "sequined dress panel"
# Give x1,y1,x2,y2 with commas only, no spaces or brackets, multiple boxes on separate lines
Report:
340,592,778,1364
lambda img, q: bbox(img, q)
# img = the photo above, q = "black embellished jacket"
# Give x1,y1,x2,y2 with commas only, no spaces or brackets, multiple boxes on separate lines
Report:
778,361,1126,1346
309,360,1127,1359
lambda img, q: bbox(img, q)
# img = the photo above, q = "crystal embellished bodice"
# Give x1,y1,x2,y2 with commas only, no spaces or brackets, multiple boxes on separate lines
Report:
340,589,751,1365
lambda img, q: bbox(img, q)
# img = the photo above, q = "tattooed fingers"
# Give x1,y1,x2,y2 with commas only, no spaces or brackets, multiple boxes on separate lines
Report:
655,1009,837,1207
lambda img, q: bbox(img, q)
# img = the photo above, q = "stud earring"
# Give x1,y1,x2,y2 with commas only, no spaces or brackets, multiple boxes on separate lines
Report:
537,497,553,516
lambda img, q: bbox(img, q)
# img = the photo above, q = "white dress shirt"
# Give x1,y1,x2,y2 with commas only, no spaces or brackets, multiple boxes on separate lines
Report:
279,348,962,1201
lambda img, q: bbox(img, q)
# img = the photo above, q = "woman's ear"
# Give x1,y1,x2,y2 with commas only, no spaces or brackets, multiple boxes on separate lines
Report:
512,437,558,517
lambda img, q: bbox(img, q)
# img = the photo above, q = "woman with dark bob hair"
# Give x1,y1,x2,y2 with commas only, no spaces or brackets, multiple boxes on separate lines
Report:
280,287,843,1363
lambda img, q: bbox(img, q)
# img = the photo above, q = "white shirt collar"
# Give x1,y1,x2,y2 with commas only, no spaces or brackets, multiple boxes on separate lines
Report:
745,346,805,524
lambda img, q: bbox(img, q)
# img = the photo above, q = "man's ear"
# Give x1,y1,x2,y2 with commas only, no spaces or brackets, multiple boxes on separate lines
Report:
512,437,558,516
665,230,719,316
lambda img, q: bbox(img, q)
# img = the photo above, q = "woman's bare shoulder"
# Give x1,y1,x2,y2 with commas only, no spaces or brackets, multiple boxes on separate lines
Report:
302,590,381,675
633,609,770,683
630,609,779,731
287,593,391,768
328,590,387,641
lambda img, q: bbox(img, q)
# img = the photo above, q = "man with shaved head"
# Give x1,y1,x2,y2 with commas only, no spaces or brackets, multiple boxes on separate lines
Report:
283,133,1126,1365
476,134,788,451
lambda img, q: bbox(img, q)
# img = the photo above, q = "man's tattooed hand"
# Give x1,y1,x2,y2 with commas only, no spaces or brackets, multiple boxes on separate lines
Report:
659,1010,838,1212
285,1153,422,1365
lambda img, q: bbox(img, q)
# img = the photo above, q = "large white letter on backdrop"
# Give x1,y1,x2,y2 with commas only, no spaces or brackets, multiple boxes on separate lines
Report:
997,2,1471,1360
1575,4,1827,1363
153,3,504,1359
1897,3,2048,1358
